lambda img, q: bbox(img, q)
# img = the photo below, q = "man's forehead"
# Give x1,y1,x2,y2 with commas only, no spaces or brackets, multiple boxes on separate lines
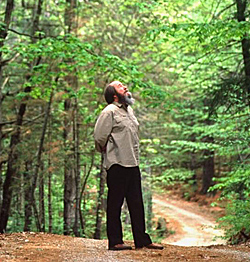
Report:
109,81,123,87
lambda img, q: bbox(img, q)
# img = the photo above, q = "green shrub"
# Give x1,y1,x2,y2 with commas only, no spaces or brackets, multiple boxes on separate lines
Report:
217,199,250,244
211,165,250,243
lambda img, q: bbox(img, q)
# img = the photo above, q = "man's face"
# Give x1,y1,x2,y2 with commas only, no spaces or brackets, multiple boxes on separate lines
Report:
111,81,128,97
110,81,134,105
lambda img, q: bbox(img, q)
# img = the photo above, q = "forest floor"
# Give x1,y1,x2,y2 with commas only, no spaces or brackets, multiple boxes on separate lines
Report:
0,194,250,262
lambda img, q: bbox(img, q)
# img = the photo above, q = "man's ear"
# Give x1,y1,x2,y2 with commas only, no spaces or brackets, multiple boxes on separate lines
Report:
113,94,118,102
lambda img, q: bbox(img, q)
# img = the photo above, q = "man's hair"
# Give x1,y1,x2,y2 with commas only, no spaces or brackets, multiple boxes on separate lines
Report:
104,85,116,104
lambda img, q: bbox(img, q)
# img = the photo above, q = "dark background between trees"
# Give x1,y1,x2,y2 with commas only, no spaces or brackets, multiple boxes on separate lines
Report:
0,0,249,244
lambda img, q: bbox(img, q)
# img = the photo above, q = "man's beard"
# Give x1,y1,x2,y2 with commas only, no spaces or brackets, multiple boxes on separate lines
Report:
116,92,135,105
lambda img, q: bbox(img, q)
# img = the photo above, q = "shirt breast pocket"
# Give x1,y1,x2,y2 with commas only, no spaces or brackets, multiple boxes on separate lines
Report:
113,114,129,132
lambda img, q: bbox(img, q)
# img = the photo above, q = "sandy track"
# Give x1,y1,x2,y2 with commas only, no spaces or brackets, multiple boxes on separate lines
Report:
152,195,226,246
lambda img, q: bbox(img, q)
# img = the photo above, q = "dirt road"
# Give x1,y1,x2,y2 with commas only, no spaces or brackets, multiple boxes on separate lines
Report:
0,195,249,261
1,232,250,262
152,194,225,246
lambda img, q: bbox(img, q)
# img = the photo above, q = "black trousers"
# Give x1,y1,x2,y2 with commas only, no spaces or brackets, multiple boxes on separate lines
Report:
106,164,152,248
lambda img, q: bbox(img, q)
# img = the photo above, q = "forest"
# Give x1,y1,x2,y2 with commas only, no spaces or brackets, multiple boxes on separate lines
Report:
0,0,249,245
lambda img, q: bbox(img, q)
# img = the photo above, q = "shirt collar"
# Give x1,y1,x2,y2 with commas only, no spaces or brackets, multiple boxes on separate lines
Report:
113,101,128,109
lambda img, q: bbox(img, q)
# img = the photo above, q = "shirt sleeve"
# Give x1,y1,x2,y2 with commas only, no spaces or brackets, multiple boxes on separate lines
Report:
94,111,113,153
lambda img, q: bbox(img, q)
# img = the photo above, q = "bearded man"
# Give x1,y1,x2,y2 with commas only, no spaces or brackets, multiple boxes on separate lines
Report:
94,81,163,251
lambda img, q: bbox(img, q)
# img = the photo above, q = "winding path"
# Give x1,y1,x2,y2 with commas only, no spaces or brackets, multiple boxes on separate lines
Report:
152,195,226,246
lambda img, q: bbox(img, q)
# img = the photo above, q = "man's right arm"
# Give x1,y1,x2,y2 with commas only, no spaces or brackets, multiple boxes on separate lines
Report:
94,111,113,153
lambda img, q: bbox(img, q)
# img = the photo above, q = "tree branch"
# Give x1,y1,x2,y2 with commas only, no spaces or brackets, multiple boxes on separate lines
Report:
8,28,41,39
0,113,45,127
0,53,20,67
213,3,235,19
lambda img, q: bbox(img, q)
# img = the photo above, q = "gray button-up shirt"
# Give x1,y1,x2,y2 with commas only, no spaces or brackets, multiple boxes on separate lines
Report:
94,102,140,170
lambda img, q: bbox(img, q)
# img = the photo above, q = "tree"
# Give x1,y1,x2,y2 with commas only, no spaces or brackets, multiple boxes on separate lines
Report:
0,0,15,217
93,154,106,239
0,0,20,232
236,0,250,103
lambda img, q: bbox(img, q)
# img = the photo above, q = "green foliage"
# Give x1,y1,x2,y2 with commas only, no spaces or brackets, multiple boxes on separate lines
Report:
148,20,250,50
212,165,250,199
154,168,194,187
217,199,250,244
210,165,250,243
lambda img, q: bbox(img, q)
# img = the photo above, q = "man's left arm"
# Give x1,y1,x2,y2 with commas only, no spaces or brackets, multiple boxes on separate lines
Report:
94,111,113,153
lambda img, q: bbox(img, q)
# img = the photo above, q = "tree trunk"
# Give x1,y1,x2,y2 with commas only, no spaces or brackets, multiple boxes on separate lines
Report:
190,151,198,191
30,0,45,231
31,89,54,232
0,167,2,212
0,85,31,232
0,0,14,231
63,0,78,236
236,0,250,102
73,98,81,237
0,0,14,61
144,164,152,232
200,136,215,195
31,0,43,41
24,161,33,232
63,97,76,235
79,151,95,233
65,0,78,34
48,168,52,233
200,97,215,195
94,154,106,239
39,162,45,232
48,116,53,233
